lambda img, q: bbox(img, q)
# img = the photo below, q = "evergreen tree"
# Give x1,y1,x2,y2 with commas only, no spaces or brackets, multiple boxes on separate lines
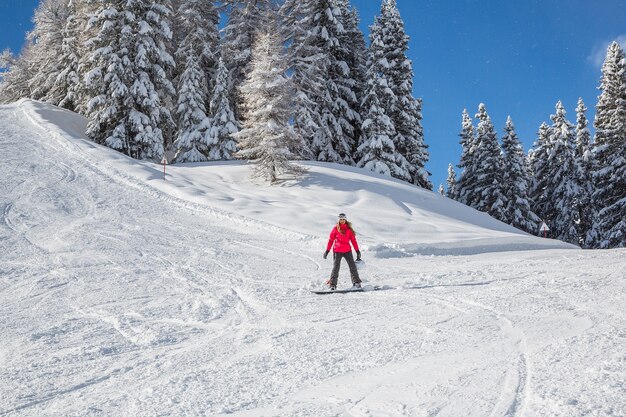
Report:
575,98,593,160
286,0,359,164
84,0,176,160
587,41,626,248
277,0,298,40
471,104,507,221
528,122,554,229
207,57,238,160
27,0,68,102
339,1,368,158
377,0,431,188
46,0,82,111
574,98,594,246
549,101,580,245
222,0,270,122
173,0,219,95
283,0,320,159
73,0,99,114
445,163,457,199
234,24,305,183
0,49,15,74
307,0,356,164
356,17,400,177
0,44,36,103
456,109,477,206
83,0,129,148
173,41,211,163
0,0,89,110
501,116,540,233
357,84,399,176
326,0,364,165
438,184,445,195
172,0,220,162
55,0,83,111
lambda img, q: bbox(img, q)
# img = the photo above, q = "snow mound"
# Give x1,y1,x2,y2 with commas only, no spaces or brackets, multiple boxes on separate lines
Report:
18,99,575,255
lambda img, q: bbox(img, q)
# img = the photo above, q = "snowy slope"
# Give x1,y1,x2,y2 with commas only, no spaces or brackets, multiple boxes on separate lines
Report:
13,100,574,255
1,100,624,417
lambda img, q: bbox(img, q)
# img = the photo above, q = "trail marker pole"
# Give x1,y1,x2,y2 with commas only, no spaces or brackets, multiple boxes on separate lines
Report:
161,156,168,180
539,221,550,238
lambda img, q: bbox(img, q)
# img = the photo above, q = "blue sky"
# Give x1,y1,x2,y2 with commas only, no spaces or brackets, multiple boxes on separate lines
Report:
1,0,625,189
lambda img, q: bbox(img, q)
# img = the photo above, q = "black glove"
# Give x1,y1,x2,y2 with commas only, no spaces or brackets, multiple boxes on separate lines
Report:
323,250,329,259
356,250,361,261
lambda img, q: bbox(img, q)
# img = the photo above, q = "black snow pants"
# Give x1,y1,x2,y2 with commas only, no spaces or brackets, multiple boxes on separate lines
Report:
329,251,361,286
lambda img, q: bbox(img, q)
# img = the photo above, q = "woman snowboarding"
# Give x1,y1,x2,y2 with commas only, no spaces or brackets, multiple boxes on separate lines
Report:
324,213,362,290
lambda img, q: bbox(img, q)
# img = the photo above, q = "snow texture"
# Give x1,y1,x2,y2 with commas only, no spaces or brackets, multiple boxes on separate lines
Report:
1,99,624,417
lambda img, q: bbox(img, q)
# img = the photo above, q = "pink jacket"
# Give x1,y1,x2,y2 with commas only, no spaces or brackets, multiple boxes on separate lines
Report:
326,223,360,253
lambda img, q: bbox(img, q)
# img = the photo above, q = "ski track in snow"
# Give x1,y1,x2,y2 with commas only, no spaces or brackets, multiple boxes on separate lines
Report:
1,101,625,417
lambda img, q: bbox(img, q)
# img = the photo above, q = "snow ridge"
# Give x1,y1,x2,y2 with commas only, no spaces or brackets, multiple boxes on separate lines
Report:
17,99,314,243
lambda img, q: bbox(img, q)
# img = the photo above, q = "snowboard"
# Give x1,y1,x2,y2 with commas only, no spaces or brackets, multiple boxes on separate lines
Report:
311,284,383,295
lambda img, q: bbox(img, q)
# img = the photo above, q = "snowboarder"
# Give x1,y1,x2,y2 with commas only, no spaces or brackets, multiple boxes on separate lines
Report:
324,213,362,290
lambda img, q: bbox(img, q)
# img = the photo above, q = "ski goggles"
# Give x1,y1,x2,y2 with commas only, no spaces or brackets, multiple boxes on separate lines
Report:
338,213,347,220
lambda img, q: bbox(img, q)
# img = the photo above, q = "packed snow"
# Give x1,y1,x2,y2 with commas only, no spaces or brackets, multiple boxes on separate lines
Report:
1,100,624,416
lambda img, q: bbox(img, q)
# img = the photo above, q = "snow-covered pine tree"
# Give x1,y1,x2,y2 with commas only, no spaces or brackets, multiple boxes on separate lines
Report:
46,0,82,111
0,50,15,100
84,0,176,160
356,90,398,177
587,41,626,248
0,45,36,103
0,49,14,75
574,98,594,246
456,109,477,206
207,57,238,160
277,0,297,39
173,0,219,95
222,0,270,122
325,0,364,165
377,0,431,189
356,16,400,177
308,0,355,164
284,0,323,159
528,122,554,230
26,0,68,102
445,163,457,199
172,0,220,163
234,23,305,183
338,1,368,158
438,184,445,195
285,0,357,164
406,98,432,188
73,0,100,114
83,1,130,149
173,41,211,163
575,98,593,160
548,101,581,245
471,104,507,221
0,0,89,107
501,116,540,233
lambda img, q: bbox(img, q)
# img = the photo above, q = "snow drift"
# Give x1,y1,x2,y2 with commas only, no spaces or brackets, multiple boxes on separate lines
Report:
17,99,574,256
